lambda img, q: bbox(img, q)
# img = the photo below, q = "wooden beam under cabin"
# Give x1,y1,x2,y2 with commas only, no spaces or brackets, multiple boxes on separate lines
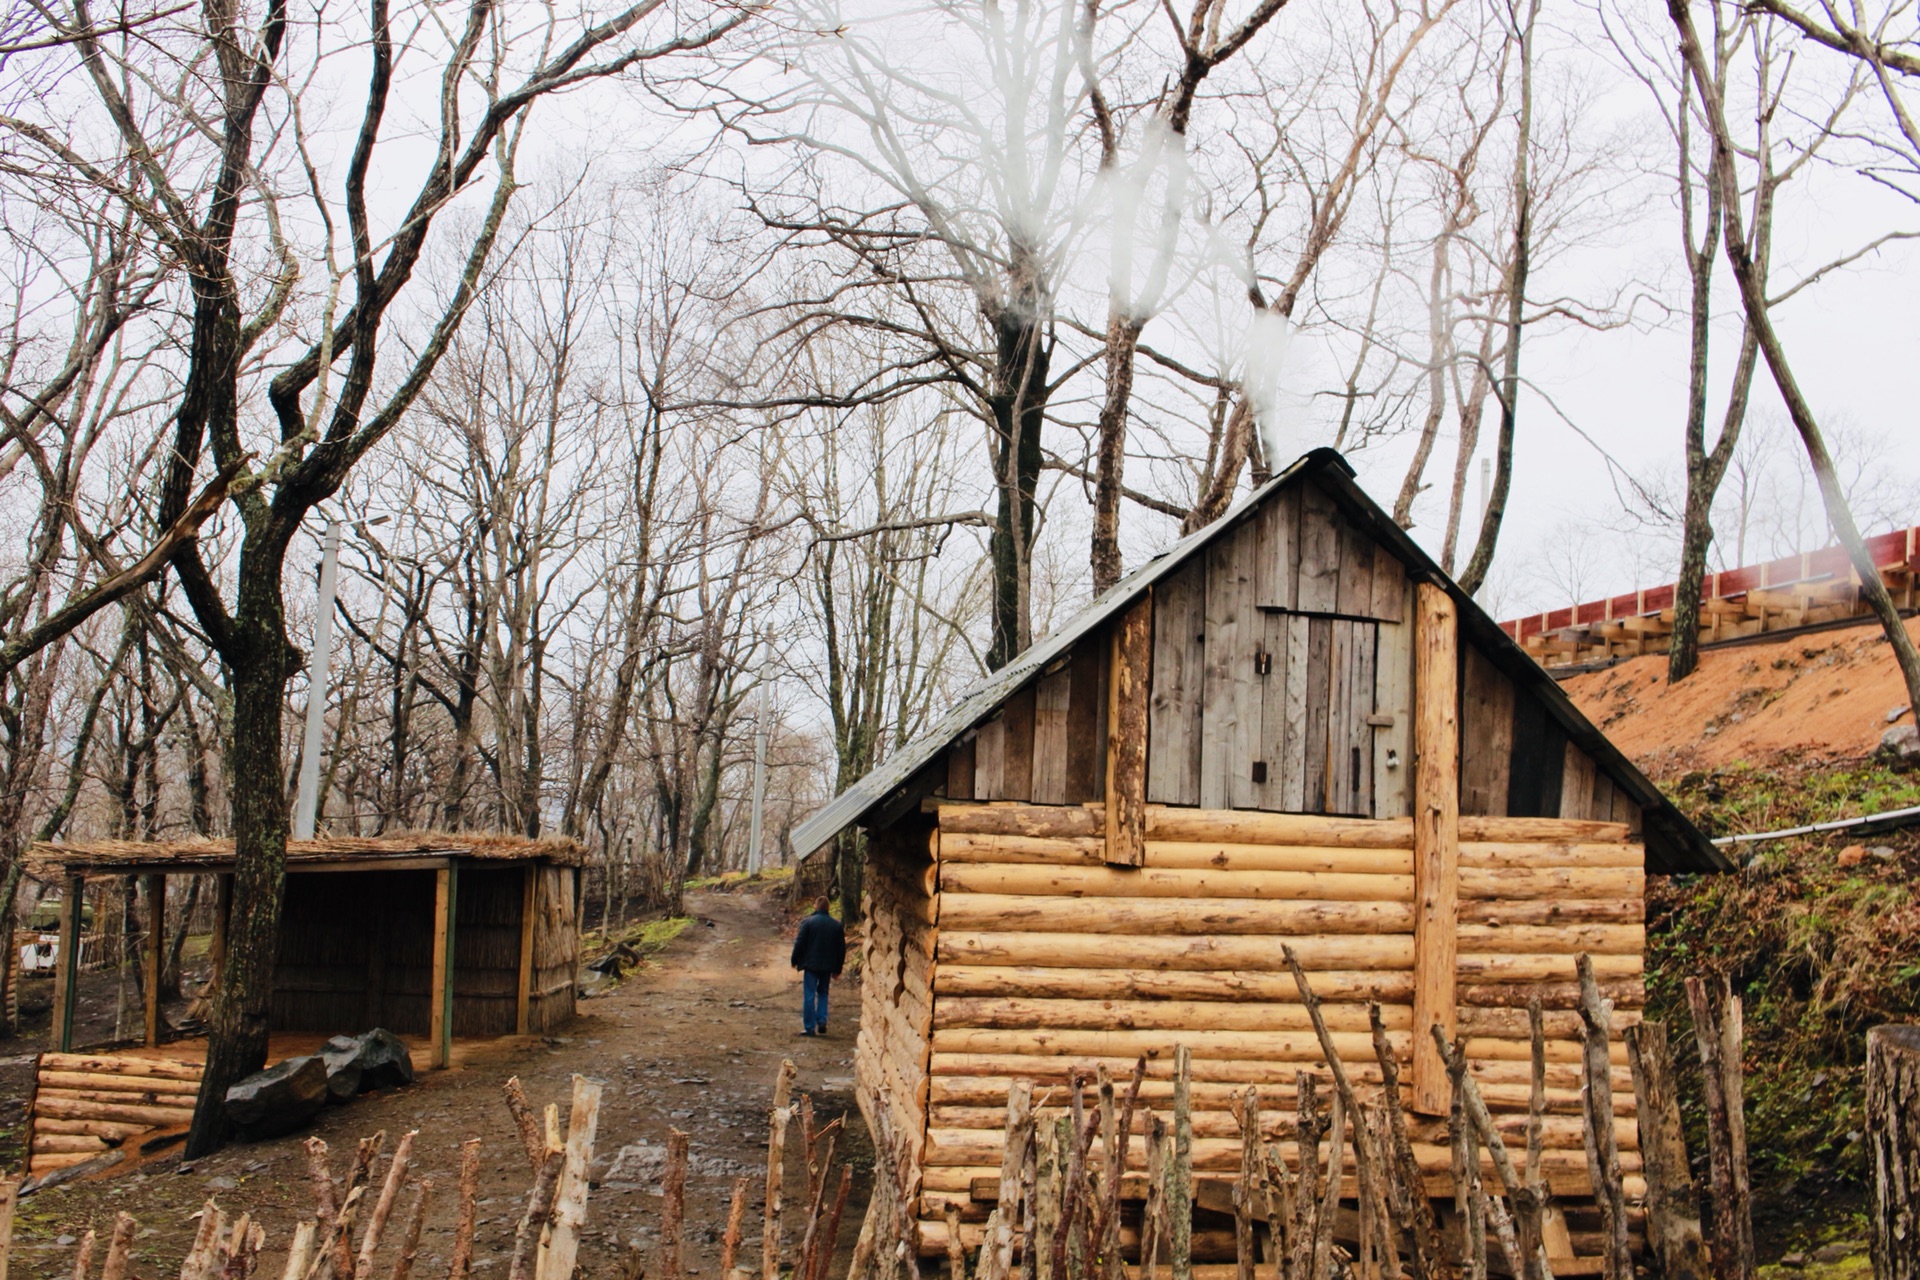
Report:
517,864,538,1036
430,863,459,1069
1411,582,1460,1115
51,873,84,1054
1105,593,1152,868
142,874,164,1048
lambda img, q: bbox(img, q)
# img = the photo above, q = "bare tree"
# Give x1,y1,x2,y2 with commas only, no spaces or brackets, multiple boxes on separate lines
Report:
0,0,750,1151
1667,0,1920,714
1607,2,1861,680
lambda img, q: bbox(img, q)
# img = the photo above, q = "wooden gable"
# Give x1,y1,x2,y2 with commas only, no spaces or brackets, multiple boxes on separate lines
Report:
939,471,1639,834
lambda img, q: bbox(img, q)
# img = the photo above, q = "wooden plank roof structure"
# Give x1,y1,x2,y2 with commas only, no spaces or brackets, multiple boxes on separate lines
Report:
27,831,587,875
793,447,1728,875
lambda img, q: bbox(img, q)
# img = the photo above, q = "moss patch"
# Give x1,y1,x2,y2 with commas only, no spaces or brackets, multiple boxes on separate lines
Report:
1648,757,1920,1252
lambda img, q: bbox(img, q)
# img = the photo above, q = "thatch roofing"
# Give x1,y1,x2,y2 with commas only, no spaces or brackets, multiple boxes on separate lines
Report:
28,831,586,875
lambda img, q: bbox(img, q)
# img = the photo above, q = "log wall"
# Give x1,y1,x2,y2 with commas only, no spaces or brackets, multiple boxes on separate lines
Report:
855,819,939,1173
901,800,1646,1254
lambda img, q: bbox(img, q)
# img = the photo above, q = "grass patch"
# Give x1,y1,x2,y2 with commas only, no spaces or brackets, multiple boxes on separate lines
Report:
686,866,795,892
1649,757,1920,1251
581,914,694,972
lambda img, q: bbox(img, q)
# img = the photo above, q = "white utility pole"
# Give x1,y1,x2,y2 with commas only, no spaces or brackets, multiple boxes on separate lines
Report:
293,522,343,840
746,659,771,874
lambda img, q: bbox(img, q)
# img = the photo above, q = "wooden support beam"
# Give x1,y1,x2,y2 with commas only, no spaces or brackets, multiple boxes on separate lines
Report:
1411,582,1459,1115
1105,593,1153,868
431,862,459,1069
51,874,84,1054
517,864,538,1036
142,874,164,1048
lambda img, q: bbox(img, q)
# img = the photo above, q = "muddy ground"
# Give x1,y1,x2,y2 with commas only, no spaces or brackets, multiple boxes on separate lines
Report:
4,887,874,1279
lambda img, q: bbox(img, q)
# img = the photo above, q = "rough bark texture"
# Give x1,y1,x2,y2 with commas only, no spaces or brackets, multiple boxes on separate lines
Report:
1869,1025,1920,1280
1091,315,1144,594
1685,975,1754,1280
987,286,1051,671
1626,1021,1709,1280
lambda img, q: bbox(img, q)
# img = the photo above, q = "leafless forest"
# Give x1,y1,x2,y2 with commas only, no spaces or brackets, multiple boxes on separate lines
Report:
1,0,1918,1137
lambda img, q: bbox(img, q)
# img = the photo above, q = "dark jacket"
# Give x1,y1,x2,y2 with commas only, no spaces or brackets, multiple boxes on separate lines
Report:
791,909,846,976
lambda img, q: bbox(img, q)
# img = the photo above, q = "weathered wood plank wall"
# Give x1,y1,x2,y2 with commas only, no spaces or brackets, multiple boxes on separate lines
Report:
942,476,1635,831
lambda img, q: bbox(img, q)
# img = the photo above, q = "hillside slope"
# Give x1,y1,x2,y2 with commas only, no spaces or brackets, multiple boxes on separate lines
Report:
1557,614,1920,1263
1561,615,1918,773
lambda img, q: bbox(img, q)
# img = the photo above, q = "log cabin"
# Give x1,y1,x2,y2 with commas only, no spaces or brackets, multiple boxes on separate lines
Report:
789,448,1728,1263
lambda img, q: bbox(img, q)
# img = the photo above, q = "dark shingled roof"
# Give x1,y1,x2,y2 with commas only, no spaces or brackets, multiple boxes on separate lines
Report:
792,448,1728,875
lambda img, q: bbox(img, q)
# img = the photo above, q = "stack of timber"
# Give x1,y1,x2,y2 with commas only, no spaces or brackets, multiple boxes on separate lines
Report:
25,1051,203,1175
1502,524,1920,670
906,800,1645,1255
855,820,939,1174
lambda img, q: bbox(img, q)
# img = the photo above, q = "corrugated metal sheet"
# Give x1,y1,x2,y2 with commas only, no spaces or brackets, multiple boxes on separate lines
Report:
791,448,1728,875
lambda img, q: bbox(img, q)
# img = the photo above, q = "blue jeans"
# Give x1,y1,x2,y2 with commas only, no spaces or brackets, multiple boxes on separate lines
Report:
803,971,832,1032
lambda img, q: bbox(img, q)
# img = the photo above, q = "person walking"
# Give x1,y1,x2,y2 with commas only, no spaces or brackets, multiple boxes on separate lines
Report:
791,896,847,1037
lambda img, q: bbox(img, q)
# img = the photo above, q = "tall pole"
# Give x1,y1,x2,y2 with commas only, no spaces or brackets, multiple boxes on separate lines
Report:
1474,457,1491,604
293,522,342,841
746,666,771,874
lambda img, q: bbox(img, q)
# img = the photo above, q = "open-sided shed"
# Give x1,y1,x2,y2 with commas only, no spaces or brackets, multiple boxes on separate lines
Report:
28,833,583,1070
791,448,1727,1259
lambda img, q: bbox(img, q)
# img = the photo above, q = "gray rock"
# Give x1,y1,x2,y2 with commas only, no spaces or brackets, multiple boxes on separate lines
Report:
321,1028,415,1094
1872,845,1899,861
1877,723,1920,769
225,1055,328,1140
1811,1242,1861,1264
1779,1253,1807,1269
1890,704,1912,724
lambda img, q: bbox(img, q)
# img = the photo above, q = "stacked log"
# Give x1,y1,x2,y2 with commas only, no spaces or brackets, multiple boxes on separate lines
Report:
855,823,940,1176
27,1052,203,1174
905,802,1647,1254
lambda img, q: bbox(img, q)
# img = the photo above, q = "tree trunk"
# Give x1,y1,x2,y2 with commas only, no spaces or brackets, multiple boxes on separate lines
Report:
1625,1021,1708,1280
185,612,294,1158
1684,975,1754,1280
987,295,1050,671
1091,313,1144,595
835,830,865,930
1666,0,1920,719
1457,0,1538,599
1869,1025,1920,1280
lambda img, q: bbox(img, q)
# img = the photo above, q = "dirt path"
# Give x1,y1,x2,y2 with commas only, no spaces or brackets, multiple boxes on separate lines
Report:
7,887,874,1279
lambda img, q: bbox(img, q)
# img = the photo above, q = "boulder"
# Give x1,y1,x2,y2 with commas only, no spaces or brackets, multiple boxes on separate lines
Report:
322,1028,416,1094
225,1055,328,1141
1878,723,1920,770
320,1057,362,1104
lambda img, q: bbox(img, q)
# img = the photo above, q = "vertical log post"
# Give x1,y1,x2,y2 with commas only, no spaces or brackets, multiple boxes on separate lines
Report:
1685,975,1754,1280
1411,583,1459,1115
430,863,459,1070
1868,1025,1920,1280
0,1172,17,1280
1626,1021,1708,1280
142,874,165,1047
51,873,84,1053
516,865,538,1036
1106,594,1152,868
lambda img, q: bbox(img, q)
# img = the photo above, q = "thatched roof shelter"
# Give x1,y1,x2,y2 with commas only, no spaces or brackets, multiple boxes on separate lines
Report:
30,832,582,1068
